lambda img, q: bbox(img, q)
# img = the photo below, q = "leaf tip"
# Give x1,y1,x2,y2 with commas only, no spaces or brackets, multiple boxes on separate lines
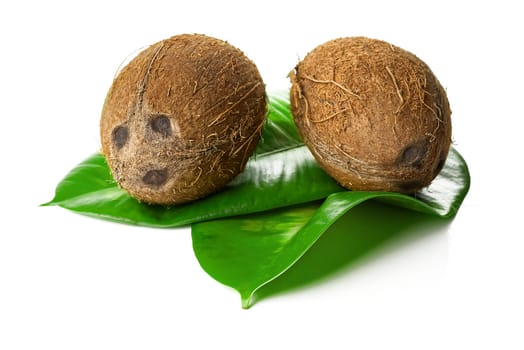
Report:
241,293,254,309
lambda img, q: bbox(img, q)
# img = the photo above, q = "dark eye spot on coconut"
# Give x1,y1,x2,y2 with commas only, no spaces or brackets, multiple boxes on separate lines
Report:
396,140,428,168
143,168,168,186
150,115,172,137
112,125,129,150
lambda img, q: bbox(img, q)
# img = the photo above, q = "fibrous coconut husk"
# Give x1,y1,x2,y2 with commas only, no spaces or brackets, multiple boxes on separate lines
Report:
290,37,451,193
100,34,267,205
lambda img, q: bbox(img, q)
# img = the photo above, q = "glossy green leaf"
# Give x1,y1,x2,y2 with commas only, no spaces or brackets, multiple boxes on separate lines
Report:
192,147,470,308
43,93,344,227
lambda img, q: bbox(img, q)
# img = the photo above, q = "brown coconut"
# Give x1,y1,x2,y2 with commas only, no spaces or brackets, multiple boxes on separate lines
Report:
290,37,451,193
100,34,267,205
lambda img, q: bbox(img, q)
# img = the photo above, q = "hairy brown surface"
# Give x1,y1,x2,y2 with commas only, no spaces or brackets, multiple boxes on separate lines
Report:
101,34,267,205
290,37,451,193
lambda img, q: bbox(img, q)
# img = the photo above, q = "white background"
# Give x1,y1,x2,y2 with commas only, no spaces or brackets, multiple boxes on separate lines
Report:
1,0,523,349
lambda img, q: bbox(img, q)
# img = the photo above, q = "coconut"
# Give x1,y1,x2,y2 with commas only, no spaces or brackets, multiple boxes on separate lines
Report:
100,34,267,205
290,37,451,193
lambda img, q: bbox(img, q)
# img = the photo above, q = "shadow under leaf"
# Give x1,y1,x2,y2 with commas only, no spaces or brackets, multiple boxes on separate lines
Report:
253,200,450,305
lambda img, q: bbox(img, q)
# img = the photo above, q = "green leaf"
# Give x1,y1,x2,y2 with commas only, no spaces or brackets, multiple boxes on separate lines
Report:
43,93,343,227
191,147,470,308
